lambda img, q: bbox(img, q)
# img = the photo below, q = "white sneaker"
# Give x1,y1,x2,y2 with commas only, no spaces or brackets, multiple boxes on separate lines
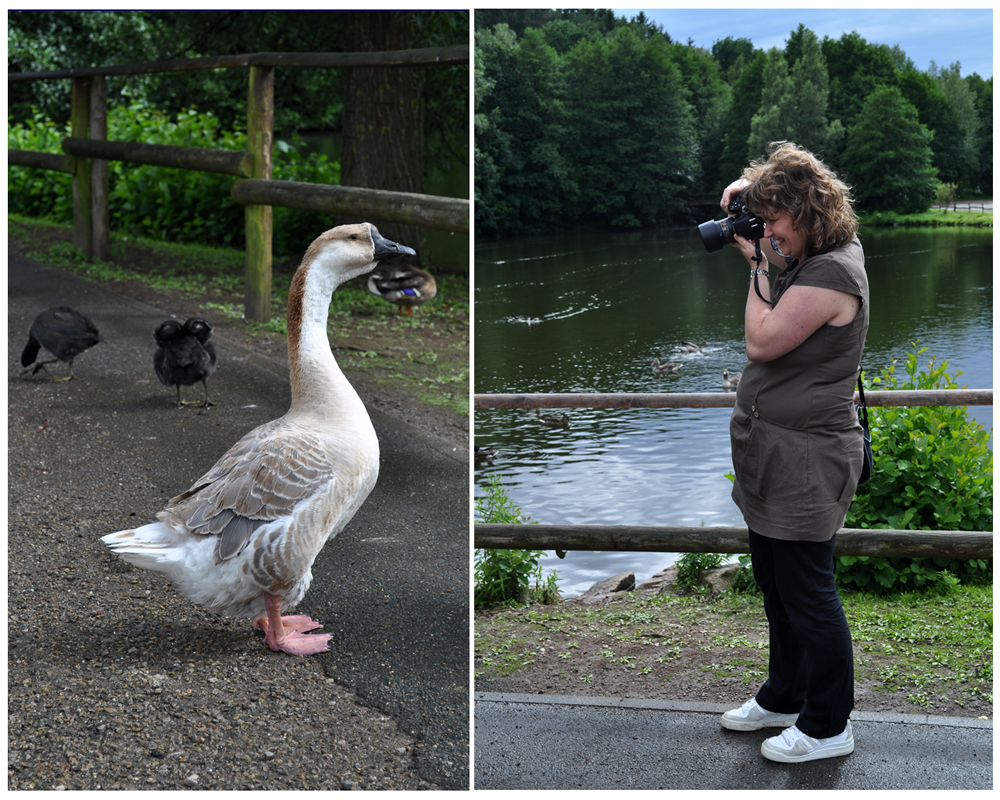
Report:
761,720,855,763
721,698,799,731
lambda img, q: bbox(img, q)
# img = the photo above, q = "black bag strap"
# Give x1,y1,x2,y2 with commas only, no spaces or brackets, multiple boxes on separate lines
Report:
857,368,869,431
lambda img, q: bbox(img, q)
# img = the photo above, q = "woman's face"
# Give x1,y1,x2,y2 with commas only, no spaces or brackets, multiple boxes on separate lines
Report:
762,211,807,262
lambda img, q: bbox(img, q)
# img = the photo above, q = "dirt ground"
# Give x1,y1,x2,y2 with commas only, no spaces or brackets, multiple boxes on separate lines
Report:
474,581,993,720
7,220,469,454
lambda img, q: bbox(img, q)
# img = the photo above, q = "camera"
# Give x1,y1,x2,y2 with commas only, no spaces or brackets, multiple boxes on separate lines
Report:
697,196,765,253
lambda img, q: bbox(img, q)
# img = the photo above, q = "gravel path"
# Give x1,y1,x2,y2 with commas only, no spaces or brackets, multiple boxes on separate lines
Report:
8,251,470,790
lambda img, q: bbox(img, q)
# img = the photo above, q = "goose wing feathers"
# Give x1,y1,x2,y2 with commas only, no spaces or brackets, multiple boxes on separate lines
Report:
159,419,371,566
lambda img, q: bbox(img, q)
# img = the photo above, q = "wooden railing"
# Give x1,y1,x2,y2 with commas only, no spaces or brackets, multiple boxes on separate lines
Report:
474,389,994,560
8,46,469,321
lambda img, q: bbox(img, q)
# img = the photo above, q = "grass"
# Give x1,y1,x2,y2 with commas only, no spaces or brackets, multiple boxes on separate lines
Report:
859,208,992,227
474,584,993,713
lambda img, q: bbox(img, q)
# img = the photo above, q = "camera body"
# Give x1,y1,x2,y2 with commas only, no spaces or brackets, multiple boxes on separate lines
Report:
698,196,765,253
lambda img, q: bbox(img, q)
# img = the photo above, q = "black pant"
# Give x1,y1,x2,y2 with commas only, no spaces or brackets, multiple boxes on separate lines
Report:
749,528,854,739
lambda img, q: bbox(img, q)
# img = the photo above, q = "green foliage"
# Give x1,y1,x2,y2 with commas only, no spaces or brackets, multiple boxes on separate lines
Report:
841,86,938,213
8,105,338,256
474,12,993,230
729,553,761,595
673,552,725,592
840,344,993,593
474,473,558,609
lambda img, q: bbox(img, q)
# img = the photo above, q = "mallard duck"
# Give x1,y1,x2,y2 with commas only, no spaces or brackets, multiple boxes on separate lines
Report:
102,223,415,656
19,306,103,381
536,410,570,428
367,263,436,314
677,340,708,353
651,358,681,375
474,445,497,462
153,317,218,408
723,368,742,390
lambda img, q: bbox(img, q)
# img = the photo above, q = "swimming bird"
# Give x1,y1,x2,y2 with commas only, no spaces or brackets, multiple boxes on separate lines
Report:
723,369,742,390
677,340,708,353
536,410,570,428
651,358,681,375
367,264,436,314
474,445,497,462
19,306,103,380
101,223,415,656
509,315,542,324
153,317,218,408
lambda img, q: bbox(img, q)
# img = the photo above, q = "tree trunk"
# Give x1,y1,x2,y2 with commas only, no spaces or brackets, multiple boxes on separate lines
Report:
342,11,427,264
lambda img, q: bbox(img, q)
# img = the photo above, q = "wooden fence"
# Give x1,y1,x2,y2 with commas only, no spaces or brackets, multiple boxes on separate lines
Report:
8,47,469,321
474,390,994,560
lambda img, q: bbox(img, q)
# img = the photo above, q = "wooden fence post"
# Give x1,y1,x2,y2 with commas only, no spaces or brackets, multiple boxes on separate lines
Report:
89,76,110,261
70,77,92,257
245,64,274,322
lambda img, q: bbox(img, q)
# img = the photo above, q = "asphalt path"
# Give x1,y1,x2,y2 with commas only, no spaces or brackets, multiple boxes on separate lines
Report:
475,693,993,790
8,251,470,788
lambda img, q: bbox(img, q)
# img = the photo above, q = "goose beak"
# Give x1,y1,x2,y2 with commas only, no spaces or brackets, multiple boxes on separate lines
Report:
370,226,417,260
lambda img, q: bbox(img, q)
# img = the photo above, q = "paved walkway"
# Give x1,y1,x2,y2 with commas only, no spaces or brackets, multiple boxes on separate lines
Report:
8,251,469,789
475,693,992,790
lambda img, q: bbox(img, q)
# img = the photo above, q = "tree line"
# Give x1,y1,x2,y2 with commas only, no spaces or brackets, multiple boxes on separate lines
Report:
474,10,992,237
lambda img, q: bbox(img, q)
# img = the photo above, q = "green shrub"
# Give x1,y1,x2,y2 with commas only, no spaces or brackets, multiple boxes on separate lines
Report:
8,105,339,256
840,344,993,593
673,551,725,593
474,473,557,609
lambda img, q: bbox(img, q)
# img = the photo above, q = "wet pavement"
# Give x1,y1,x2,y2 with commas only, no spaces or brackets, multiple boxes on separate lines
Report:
474,693,992,790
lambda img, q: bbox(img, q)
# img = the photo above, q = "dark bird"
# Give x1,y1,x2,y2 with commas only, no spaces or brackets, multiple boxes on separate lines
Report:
153,317,218,408
367,264,437,314
474,445,497,462
20,306,103,381
536,409,570,428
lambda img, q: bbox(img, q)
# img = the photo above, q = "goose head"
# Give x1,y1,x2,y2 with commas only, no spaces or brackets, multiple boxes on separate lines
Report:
300,223,416,288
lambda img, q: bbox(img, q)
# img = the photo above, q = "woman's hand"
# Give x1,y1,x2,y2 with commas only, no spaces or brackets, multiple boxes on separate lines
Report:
720,178,749,211
732,233,763,266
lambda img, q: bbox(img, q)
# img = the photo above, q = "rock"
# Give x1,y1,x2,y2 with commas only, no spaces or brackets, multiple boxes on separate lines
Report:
635,566,678,594
701,564,741,594
574,571,635,604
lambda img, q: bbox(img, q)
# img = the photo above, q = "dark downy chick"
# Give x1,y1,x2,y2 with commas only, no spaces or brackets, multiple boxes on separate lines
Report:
20,306,104,381
153,317,218,408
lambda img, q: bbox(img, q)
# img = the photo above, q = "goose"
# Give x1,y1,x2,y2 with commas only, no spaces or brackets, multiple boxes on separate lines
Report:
651,358,681,375
153,317,218,408
677,340,708,353
367,264,436,314
19,306,103,380
101,223,415,656
723,368,742,390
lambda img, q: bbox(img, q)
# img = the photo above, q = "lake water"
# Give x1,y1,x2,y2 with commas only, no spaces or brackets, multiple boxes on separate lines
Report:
473,225,993,597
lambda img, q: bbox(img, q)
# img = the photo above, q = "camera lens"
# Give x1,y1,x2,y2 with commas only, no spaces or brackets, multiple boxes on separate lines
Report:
698,218,733,253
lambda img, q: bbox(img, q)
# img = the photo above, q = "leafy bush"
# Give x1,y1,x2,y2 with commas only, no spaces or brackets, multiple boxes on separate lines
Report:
8,105,339,256
474,473,558,609
673,551,725,593
840,344,993,593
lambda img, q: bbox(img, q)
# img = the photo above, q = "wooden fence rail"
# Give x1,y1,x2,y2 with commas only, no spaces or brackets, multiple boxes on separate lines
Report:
474,524,992,560
474,388,993,410
8,45,470,321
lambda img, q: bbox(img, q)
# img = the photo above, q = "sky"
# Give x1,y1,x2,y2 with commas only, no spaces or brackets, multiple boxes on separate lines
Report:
615,7,993,79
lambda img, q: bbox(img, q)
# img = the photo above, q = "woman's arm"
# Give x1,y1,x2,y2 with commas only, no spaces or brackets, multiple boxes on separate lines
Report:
733,234,861,362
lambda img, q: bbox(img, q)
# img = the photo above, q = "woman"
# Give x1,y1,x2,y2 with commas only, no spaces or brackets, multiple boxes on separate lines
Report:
718,142,869,764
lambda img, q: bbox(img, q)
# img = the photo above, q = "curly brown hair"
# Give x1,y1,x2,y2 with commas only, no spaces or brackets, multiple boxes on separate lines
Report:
741,141,858,257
